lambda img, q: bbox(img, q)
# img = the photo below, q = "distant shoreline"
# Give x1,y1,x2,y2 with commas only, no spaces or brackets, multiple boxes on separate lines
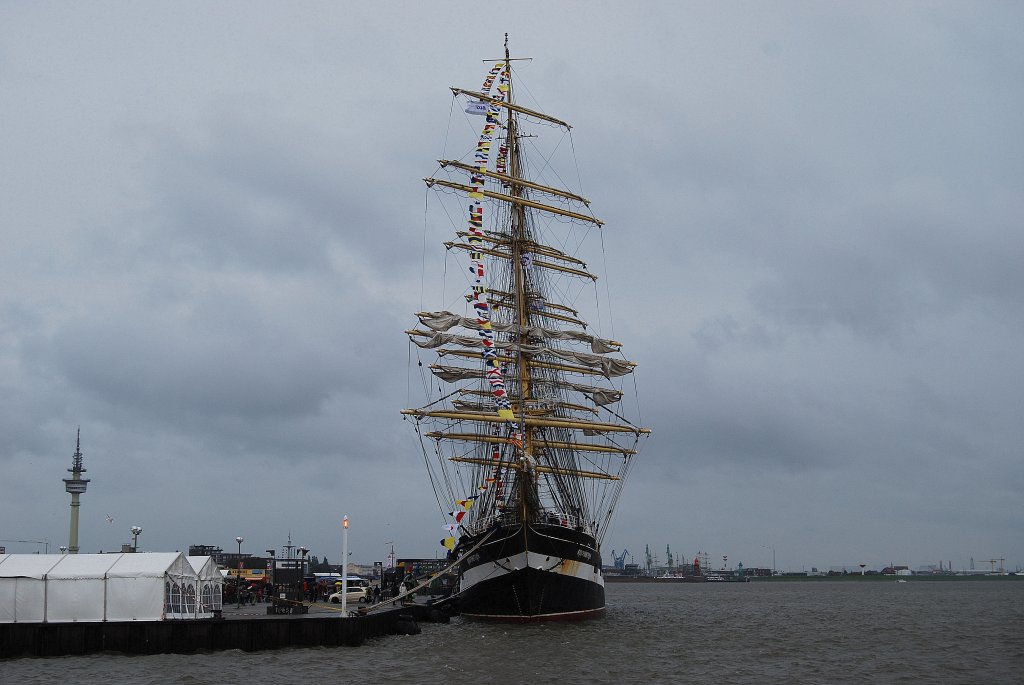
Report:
605,573,1022,583
756,574,1021,582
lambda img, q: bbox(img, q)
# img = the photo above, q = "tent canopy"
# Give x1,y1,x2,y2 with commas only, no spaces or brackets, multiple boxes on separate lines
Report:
187,556,223,616
187,555,218,579
44,553,121,579
0,554,63,579
0,555,64,623
0,552,219,623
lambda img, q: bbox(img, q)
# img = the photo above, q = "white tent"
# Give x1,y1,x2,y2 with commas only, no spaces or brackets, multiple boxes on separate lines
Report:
43,553,120,622
0,552,205,623
187,555,223,618
0,554,63,623
106,552,197,621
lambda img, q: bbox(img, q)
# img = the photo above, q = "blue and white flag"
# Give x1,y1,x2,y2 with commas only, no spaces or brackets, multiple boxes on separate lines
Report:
465,99,488,116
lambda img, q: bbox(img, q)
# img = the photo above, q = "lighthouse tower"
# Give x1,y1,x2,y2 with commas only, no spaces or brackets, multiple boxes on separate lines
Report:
62,428,90,554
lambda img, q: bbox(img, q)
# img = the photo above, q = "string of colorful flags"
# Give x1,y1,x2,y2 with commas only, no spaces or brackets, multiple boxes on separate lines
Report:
440,62,523,552
441,496,476,549
463,62,523,443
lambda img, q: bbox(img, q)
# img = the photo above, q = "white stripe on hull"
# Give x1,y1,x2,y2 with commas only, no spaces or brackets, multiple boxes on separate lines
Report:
461,549,604,593
460,606,607,622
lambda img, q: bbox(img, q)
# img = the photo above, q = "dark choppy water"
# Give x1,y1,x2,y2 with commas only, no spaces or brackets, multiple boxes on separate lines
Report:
5,580,1021,683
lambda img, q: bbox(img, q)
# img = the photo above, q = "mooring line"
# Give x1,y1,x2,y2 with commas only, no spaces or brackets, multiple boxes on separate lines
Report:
366,528,497,611
275,528,498,616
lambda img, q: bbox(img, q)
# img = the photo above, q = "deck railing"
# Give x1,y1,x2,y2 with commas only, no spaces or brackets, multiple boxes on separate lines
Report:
463,510,590,536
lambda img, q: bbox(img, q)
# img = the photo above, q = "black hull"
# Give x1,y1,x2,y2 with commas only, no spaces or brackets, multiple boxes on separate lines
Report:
455,522,605,621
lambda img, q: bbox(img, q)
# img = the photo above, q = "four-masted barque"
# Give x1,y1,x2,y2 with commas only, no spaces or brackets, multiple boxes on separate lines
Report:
403,37,649,621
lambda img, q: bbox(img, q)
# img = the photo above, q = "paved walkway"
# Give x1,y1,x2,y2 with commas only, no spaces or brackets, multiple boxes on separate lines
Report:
220,597,428,620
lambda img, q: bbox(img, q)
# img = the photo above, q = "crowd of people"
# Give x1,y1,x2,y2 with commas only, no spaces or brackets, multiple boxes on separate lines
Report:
225,570,437,609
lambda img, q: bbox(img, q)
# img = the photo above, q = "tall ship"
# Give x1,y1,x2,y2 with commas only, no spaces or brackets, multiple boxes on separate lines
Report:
403,37,650,621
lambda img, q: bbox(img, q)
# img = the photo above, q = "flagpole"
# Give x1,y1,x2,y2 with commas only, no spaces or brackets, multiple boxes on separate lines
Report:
341,514,349,618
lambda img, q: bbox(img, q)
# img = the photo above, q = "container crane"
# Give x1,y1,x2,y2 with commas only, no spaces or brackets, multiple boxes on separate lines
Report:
983,558,1006,573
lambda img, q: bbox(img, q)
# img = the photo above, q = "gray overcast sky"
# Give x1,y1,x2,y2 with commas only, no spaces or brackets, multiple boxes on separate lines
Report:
2,2,1021,573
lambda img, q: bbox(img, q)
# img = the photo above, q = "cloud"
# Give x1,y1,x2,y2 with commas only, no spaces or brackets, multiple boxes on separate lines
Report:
1,2,1021,572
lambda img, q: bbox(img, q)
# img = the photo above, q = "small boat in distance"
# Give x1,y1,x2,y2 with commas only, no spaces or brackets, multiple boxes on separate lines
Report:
403,36,650,621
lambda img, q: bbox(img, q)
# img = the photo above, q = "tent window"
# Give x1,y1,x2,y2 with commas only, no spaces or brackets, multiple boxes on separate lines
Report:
183,583,197,616
201,583,214,612
166,581,183,615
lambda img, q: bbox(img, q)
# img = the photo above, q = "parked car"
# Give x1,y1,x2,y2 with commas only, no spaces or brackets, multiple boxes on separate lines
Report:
328,578,370,604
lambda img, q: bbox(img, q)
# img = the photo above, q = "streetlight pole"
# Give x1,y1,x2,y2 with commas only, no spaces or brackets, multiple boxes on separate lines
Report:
341,515,349,618
130,526,142,553
383,540,395,601
235,536,244,609
297,546,309,602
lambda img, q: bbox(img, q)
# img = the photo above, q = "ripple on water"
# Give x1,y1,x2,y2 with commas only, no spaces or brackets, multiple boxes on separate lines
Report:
2,580,1020,684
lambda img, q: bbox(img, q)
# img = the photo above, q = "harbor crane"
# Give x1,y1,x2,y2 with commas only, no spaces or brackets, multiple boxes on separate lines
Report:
611,549,631,570
983,558,1006,574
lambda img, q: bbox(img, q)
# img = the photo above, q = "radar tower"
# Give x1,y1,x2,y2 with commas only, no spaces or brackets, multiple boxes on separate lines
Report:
62,428,90,554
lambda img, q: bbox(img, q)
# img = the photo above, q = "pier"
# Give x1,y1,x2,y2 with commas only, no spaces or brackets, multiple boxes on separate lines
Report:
0,600,448,659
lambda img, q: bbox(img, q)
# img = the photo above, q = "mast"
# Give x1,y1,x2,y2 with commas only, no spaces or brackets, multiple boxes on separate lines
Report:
504,35,536,524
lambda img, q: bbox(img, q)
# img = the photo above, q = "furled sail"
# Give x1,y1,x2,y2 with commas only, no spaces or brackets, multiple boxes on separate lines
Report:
414,311,620,353
427,364,625,406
